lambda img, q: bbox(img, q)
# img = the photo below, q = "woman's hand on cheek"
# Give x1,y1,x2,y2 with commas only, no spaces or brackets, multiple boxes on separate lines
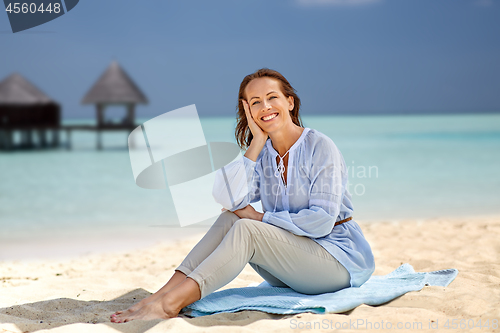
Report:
242,100,268,143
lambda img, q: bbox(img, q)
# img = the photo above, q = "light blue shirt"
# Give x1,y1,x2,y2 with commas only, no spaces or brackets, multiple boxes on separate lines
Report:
212,128,375,287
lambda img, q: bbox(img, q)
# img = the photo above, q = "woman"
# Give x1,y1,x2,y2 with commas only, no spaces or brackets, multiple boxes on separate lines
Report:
110,68,375,323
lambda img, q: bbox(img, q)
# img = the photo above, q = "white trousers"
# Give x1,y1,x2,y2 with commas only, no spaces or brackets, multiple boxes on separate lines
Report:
175,211,350,299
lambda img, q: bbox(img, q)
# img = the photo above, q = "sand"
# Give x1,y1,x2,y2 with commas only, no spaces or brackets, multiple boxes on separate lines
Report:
1,215,499,333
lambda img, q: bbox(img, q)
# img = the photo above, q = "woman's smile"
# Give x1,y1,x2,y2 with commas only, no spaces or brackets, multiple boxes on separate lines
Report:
261,112,279,122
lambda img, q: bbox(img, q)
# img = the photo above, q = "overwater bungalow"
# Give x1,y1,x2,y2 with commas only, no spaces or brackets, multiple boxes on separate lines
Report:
82,60,148,129
0,73,60,150
0,61,148,151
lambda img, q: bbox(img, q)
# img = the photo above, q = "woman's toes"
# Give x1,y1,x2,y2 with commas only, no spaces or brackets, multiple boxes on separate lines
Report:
110,313,126,322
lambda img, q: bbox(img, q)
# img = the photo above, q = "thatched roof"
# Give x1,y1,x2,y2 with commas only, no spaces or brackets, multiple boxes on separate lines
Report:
0,73,56,105
82,61,148,105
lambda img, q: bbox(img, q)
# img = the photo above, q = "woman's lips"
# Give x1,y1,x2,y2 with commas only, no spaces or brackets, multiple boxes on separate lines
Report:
261,113,278,122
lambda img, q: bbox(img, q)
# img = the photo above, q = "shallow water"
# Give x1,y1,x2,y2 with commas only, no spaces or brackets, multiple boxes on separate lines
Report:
1,113,499,241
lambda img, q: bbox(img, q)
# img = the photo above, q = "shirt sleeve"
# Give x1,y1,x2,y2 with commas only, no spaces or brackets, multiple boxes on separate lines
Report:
262,137,348,238
212,154,261,212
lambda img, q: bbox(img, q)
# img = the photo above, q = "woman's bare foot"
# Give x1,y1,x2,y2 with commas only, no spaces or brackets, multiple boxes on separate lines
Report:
110,270,188,320
111,297,178,322
110,277,201,323
110,294,157,321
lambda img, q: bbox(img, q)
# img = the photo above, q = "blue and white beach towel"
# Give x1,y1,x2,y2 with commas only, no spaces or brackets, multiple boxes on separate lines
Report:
182,263,458,317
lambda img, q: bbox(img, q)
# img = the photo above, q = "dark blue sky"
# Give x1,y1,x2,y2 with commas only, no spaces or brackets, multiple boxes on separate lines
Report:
1,0,499,118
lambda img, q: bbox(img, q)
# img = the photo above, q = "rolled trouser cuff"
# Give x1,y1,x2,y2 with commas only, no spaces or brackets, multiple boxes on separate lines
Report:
174,265,193,277
186,270,210,299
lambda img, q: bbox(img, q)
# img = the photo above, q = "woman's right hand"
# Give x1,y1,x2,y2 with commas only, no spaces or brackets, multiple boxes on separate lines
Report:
242,99,268,143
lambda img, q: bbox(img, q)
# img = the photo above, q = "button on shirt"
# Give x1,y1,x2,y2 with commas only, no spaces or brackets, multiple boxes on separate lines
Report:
212,128,375,287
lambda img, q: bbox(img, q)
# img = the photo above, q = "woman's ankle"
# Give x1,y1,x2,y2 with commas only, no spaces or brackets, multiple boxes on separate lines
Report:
160,293,182,318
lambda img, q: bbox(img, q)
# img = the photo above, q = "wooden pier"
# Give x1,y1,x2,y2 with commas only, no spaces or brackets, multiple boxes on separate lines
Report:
0,124,137,151
0,61,147,152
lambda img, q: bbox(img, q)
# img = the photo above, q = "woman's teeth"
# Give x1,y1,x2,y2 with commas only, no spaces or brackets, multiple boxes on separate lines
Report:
262,113,278,121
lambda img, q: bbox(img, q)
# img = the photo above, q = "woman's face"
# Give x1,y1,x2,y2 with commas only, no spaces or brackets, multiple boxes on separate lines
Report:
244,77,294,134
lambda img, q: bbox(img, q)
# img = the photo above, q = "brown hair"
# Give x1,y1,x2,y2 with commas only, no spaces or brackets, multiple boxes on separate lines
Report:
235,68,304,150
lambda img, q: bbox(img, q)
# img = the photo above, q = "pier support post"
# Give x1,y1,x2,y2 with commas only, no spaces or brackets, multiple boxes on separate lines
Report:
126,104,135,126
20,129,34,148
0,130,5,150
20,130,26,147
97,104,104,127
97,129,102,150
28,129,33,148
5,130,13,150
51,129,60,148
37,129,48,148
66,128,72,150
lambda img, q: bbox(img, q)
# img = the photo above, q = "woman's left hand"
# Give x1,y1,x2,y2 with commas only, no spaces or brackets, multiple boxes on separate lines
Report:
233,205,264,221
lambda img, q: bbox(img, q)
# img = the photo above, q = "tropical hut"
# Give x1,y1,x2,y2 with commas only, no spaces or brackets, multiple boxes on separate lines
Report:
0,73,60,150
81,61,148,129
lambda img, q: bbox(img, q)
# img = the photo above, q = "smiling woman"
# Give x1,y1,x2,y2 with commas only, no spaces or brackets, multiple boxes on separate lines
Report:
235,69,304,151
110,68,375,323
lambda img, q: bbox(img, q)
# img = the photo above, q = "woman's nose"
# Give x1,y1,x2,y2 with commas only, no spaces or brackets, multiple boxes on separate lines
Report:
262,99,272,110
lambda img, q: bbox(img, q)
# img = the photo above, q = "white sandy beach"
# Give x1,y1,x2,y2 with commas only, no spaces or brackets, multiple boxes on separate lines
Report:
1,215,499,333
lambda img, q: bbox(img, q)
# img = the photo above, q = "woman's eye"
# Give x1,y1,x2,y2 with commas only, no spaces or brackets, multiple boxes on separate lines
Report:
269,96,277,100
252,101,260,105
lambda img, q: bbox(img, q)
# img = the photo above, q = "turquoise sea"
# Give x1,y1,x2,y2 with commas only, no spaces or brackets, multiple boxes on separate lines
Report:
1,113,500,244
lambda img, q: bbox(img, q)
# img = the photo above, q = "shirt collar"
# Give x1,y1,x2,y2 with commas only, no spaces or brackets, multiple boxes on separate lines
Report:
266,127,310,157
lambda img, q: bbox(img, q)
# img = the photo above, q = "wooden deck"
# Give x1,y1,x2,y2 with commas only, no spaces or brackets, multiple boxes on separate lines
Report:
0,124,138,150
